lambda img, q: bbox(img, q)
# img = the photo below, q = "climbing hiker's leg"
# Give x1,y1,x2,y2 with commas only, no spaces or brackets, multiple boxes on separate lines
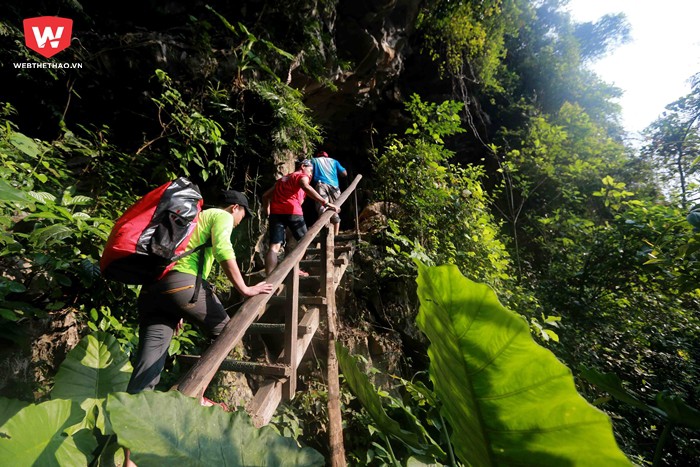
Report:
127,282,177,393
127,315,176,393
266,214,287,276
287,214,311,276
315,183,341,236
266,242,283,276
163,273,229,337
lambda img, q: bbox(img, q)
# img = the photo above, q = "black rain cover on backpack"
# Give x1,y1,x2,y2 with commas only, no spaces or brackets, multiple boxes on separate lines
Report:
100,177,204,284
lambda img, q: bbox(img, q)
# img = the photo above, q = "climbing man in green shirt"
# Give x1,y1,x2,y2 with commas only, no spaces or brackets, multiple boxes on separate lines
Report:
126,190,274,394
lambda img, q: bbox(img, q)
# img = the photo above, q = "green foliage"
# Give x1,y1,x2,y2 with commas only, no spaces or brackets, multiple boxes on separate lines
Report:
338,263,633,465
86,305,140,355
500,1,624,127
151,69,227,181
0,398,97,466
642,81,700,208
573,13,631,62
0,397,27,426
228,0,344,86
417,0,520,88
0,332,323,466
110,391,324,466
336,344,445,462
374,94,511,287
498,103,626,219
251,80,323,156
580,366,700,466
415,263,631,465
493,108,700,463
52,332,132,432
206,5,295,87
0,109,141,345
199,77,322,195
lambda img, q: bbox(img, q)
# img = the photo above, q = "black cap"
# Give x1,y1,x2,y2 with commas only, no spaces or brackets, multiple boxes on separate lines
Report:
221,190,253,219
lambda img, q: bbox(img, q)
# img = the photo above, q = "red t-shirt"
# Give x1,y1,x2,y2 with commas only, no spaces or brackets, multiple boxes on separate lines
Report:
270,170,309,215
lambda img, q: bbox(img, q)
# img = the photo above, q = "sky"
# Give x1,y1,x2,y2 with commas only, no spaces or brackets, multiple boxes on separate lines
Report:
566,0,700,137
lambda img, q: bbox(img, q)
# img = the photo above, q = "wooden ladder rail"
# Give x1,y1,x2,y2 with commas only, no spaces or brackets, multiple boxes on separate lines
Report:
321,221,346,466
173,174,362,400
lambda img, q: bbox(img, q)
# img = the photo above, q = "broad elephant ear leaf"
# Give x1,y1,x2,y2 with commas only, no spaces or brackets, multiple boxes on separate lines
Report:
0,399,96,466
52,332,132,432
107,391,324,466
0,397,28,426
416,263,631,466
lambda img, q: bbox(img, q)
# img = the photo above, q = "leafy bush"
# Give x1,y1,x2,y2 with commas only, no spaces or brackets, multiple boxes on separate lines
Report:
0,109,139,344
417,0,520,88
373,94,511,288
580,365,700,466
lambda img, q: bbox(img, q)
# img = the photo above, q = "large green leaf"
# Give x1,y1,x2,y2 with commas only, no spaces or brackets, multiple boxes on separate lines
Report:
0,178,29,203
0,399,96,466
0,397,28,426
336,343,445,457
9,132,42,158
53,332,132,432
415,263,631,466
107,391,324,466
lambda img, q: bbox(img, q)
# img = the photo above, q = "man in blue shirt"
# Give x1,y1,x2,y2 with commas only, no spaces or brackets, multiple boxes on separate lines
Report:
311,151,347,235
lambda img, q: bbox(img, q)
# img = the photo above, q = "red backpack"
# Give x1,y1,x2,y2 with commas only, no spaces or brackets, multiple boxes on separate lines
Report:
100,177,205,285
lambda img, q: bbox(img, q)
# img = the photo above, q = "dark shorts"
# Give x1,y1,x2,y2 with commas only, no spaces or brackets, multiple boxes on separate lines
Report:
269,214,307,245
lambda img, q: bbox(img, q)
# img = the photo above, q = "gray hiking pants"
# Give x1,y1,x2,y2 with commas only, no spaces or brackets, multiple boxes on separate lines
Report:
126,271,229,393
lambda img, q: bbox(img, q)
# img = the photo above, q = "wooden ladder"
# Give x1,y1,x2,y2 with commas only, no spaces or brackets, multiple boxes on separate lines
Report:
173,175,361,466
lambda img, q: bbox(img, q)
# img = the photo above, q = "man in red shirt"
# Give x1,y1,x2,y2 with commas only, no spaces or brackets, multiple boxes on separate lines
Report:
262,159,338,276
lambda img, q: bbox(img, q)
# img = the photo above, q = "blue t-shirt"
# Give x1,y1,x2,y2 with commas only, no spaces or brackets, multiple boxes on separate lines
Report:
311,157,346,188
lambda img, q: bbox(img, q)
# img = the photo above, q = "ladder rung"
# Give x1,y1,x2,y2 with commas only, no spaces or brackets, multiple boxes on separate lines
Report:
335,233,358,242
178,355,291,376
267,295,286,305
300,295,326,305
247,321,314,336
300,258,348,269
304,245,351,256
220,360,290,376
299,275,321,282
248,323,285,334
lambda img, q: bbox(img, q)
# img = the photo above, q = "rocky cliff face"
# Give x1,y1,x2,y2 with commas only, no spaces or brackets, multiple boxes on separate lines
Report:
299,0,420,118
1,0,424,175
296,0,422,177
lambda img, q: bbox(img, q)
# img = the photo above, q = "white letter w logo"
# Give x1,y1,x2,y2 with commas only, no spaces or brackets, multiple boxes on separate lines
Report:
31,26,64,49
24,17,73,58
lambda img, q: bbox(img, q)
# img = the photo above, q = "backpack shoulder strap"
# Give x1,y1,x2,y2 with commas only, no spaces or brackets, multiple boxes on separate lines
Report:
188,239,212,303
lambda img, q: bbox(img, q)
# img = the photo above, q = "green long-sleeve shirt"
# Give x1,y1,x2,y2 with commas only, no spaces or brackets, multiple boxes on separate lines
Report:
172,208,236,279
